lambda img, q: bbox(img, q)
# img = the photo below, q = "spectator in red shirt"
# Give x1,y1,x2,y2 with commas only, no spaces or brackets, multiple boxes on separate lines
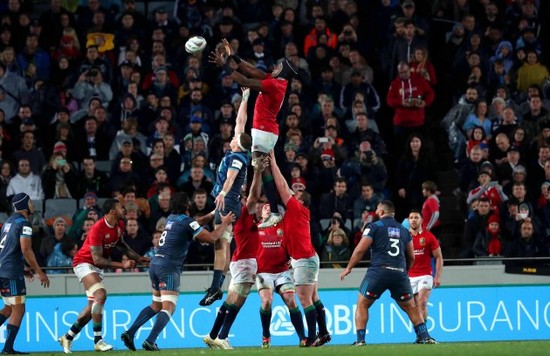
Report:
421,181,440,236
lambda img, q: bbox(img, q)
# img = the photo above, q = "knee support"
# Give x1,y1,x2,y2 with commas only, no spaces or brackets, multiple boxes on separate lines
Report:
221,227,233,242
2,295,25,306
91,300,104,315
229,283,252,298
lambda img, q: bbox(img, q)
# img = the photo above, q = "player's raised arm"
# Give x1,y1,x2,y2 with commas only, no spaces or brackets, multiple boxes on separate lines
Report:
195,211,235,244
246,157,268,211
268,151,292,205
234,87,250,136
220,38,267,80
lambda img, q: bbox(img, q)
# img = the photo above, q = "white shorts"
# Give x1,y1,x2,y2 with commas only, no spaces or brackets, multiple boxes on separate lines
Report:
409,275,434,294
256,270,294,291
290,254,320,286
229,258,257,285
251,128,278,153
73,263,104,282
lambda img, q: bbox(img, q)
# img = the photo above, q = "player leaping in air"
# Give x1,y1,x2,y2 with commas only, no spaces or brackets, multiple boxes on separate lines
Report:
199,87,252,306
209,38,298,229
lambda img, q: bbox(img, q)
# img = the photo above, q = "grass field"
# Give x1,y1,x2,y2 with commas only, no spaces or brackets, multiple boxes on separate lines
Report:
38,341,550,356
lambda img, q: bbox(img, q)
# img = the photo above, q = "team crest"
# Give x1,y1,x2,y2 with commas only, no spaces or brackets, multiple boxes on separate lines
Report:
105,234,110,239
419,237,425,246
277,229,283,236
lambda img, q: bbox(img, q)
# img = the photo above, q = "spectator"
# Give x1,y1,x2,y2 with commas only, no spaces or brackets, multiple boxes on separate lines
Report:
396,133,437,214
421,181,440,235
0,160,15,212
474,213,504,259
321,228,351,269
76,115,111,161
340,140,388,196
39,216,71,264
410,46,437,86
352,182,381,223
177,166,213,198
516,50,549,94
41,151,77,199
387,61,434,153
303,16,338,57
16,33,51,80
505,220,548,267
318,178,353,221
109,157,141,194
46,238,78,274
462,197,492,259
146,166,175,199
6,158,44,200
467,169,508,212
11,130,46,175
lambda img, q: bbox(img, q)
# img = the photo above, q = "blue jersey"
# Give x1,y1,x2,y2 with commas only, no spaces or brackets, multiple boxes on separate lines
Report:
362,216,411,270
0,213,32,279
211,150,249,203
150,214,203,271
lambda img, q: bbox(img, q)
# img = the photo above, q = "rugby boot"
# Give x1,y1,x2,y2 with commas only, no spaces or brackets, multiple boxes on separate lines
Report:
199,288,223,306
121,331,136,351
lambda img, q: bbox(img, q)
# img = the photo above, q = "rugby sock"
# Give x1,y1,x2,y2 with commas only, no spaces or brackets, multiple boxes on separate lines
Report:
262,175,279,213
0,314,7,326
146,310,171,344
65,322,82,341
218,304,240,339
314,300,328,335
3,324,19,352
414,322,429,339
211,270,224,290
357,329,366,343
289,307,306,340
209,302,228,339
304,305,318,342
260,308,272,338
93,322,102,343
127,306,158,336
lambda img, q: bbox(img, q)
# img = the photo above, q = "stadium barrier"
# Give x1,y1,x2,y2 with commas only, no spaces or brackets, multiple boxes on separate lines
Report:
6,264,550,351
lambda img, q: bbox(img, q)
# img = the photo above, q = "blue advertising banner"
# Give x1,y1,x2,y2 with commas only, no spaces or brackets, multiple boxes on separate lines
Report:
2,285,550,352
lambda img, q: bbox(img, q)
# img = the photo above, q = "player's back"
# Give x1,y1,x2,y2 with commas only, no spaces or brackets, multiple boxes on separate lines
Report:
211,150,249,201
283,197,316,259
0,213,30,279
367,217,411,270
254,75,288,131
232,206,259,261
152,213,201,271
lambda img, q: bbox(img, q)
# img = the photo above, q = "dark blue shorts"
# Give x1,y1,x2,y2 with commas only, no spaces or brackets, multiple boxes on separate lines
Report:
0,277,27,297
148,264,181,292
214,199,242,224
359,267,413,302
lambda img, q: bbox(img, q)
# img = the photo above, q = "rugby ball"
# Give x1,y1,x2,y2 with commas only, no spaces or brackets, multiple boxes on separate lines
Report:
185,36,207,54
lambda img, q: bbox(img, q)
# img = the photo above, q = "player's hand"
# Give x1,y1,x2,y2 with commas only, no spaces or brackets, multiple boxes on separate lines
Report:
340,267,351,281
255,156,269,173
24,267,34,281
267,150,277,167
208,48,226,67
215,193,225,212
38,271,50,288
220,211,235,225
222,38,233,56
241,87,250,102
122,259,136,269
137,256,150,266
433,276,441,288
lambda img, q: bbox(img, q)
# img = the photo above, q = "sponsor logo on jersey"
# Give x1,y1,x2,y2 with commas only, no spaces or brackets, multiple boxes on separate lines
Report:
190,221,200,230
362,228,370,236
22,226,32,236
166,222,174,230
3,223,11,233
388,227,400,237
231,159,243,169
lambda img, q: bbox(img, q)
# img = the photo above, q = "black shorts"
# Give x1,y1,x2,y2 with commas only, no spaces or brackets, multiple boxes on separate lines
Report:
359,267,413,302
148,264,181,292
0,277,27,297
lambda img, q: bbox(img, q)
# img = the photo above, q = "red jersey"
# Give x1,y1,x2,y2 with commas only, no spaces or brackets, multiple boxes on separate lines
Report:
408,230,439,278
232,206,259,261
422,195,440,230
283,197,316,259
253,74,288,135
257,222,288,273
73,218,125,267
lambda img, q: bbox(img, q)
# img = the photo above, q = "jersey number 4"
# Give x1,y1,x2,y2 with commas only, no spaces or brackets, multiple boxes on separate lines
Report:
388,238,400,257
0,233,7,251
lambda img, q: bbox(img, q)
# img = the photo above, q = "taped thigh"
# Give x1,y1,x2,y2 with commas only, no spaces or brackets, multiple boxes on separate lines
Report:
86,281,106,297
2,295,25,305
160,294,179,304
277,283,295,294
229,283,252,298
153,295,162,302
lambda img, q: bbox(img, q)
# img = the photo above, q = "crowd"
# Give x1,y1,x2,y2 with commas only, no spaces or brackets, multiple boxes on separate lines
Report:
0,0,549,271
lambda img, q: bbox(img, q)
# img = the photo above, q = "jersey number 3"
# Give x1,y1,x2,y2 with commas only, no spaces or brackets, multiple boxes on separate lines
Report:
388,238,400,257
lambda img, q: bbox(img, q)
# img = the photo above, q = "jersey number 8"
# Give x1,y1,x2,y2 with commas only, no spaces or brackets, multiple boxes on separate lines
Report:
158,231,168,246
